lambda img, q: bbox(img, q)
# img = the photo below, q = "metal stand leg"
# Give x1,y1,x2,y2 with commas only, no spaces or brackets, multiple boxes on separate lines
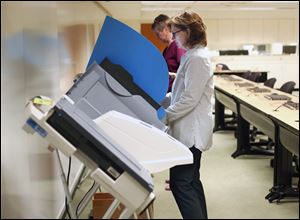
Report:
57,163,86,219
55,149,77,219
78,169,92,187
119,208,135,219
76,182,100,217
133,212,138,219
102,198,121,219
145,208,150,219
55,149,149,219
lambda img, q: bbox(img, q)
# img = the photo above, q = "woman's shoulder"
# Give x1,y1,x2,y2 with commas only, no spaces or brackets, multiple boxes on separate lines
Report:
189,48,210,60
192,46,209,55
185,48,211,67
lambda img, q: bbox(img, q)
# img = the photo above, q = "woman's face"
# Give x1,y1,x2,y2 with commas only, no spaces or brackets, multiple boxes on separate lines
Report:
171,25,188,49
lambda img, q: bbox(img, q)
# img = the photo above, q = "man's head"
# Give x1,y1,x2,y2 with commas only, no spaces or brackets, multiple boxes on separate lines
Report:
152,14,172,44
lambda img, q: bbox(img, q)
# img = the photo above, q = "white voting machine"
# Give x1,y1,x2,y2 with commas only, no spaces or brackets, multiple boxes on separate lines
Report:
23,60,192,218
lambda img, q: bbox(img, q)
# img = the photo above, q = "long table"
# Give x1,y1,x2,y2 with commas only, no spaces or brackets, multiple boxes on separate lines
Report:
214,70,268,83
214,75,299,203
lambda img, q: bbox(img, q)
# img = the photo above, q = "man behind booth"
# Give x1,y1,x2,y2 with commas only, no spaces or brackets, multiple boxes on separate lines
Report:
152,14,186,93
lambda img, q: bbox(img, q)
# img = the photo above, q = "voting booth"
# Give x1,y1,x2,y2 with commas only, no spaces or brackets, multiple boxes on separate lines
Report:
23,16,193,218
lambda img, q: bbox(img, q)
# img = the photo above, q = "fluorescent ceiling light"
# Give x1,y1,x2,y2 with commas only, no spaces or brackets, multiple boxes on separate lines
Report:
141,1,193,5
141,7,184,11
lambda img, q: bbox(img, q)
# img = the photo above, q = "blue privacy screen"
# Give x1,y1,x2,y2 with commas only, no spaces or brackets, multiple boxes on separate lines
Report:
87,16,168,119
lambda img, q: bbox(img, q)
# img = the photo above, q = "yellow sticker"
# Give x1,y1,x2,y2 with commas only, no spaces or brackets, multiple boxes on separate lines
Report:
33,97,53,106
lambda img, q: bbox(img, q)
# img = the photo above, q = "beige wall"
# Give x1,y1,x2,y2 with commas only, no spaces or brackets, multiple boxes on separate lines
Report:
205,18,298,50
121,19,141,33
137,11,299,50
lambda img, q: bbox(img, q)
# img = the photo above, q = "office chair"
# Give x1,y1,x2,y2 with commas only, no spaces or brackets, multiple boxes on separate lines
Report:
264,78,277,88
247,72,262,82
241,71,251,79
278,81,296,94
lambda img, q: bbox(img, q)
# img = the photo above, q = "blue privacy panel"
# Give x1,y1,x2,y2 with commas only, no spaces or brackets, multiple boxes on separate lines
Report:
87,16,168,119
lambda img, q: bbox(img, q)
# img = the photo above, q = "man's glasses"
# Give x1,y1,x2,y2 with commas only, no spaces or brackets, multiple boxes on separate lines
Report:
172,29,183,38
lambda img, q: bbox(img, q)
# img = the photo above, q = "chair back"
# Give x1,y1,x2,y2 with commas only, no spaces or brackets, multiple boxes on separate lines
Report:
279,81,296,94
264,78,277,88
248,72,261,82
241,71,251,79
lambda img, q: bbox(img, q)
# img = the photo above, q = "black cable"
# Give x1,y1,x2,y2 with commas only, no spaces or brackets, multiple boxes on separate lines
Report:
65,197,70,219
273,101,288,111
65,157,72,219
76,180,96,217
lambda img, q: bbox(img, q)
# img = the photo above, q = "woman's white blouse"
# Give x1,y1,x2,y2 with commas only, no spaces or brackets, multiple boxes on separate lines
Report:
165,46,214,152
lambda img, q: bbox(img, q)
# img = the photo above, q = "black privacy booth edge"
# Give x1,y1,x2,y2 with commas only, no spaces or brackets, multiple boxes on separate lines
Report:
100,58,161,110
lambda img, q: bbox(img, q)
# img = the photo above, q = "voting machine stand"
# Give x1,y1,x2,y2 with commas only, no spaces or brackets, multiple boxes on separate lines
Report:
22,59,193,218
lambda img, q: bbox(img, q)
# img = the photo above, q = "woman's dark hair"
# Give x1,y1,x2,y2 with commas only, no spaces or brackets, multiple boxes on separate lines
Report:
170,11,207,48
151,14,171,31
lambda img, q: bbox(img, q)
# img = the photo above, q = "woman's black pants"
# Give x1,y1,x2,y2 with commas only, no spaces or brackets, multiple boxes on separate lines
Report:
170,146,208,219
